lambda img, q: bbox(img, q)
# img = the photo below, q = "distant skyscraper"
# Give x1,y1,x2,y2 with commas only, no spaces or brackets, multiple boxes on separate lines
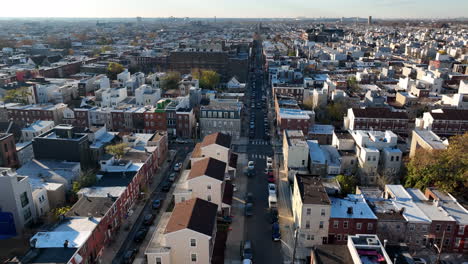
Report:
368,16,372,25
137,16,142,23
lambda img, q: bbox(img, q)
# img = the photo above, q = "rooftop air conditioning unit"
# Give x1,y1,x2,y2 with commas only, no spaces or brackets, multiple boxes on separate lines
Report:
366,237,379,245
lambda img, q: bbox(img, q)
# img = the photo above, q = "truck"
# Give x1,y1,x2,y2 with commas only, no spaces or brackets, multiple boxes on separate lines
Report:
268,193,277,209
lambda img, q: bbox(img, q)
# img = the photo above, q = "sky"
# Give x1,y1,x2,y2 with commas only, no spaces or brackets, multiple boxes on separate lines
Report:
0,0,467,19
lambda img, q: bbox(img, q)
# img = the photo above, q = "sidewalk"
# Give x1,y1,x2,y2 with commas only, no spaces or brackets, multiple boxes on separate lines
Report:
224,153,248,264
99,150,177,263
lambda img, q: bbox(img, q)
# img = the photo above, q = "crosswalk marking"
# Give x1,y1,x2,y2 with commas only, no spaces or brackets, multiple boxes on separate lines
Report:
249,140,269,145
249,154,267,159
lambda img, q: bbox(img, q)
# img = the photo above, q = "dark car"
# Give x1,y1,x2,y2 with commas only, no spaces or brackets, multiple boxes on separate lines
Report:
245,192,254,204
245,169,255,178
241,240,253,260
133,227,148,242
143,213,155,225
122,248,137,264
217,215,233,224
161,181,172,192
270,208,279,223
244,203,253,216
272,222,281,241
267,175,275,183
152,199,161,210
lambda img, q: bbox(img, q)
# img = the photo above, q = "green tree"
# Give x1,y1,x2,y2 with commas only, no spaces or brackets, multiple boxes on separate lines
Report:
52,206,71,218
192,69,220,90
107,62,125,80
347,76,361,94
72,170,97,193
336,174,357,195
3,87,31,104
105,143,128,160
404,133,468,199
161,71,181,90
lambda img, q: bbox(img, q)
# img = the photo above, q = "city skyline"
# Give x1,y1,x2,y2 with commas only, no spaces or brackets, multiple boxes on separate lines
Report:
1,0,467,19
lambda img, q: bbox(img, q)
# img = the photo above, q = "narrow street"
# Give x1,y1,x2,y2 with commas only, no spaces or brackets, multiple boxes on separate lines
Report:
242,40,284,264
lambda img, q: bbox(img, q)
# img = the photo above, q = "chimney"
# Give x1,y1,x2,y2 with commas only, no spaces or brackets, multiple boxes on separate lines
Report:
347,207,353,214
399,207,405,215
64,240,69,248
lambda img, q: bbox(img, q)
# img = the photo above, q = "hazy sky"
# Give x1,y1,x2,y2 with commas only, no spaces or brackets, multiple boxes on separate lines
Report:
0,0,467,19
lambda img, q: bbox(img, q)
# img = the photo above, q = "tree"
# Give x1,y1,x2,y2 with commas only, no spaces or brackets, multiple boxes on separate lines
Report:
161,71,181,90
336,174,357,195
105,143,128,160
52,206,71,218
4,87,31,104
347,76,361,94
192,69,220,90
107,62,125,80
404,133,468,200
72,170,97,193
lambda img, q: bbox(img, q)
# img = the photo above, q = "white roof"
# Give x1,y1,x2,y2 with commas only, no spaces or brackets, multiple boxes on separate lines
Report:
330,194,377,219
386,184,412,201
406,188,455,222
31,217,100,248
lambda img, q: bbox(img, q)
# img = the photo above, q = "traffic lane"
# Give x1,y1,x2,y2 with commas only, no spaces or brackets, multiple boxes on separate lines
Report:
244,147,282,264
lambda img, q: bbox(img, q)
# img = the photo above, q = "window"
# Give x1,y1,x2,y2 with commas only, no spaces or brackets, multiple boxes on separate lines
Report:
337,234,342,241
305,220,310,229
207,195,211,202
190,238,196,247
455,238,461,248
191,253,197,262
156,257,162,264
23,208,32,220
367,223,374,231
207,185,211,190
321,209,325,216
396,156,400,162
436,224,441,232
356,223,362,230
306,208,311,215
391,156,394,162
319,221,324,229
459,225,465,235
306,234,314,240
20,192,29,208
409,224,415,231
446,225,452,232
333,221,339,228
422,225,428,232
444,238,450,246
343,221,349,229
344,234,348,241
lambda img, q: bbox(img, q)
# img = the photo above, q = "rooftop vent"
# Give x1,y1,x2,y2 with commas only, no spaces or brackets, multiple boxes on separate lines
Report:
347,207,353,215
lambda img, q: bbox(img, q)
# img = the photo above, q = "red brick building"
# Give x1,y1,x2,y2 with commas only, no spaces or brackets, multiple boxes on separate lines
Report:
328,195,378,244
0,133,19,168
346,107,410,134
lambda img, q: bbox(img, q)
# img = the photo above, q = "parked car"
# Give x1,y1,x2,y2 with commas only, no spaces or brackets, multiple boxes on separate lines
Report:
173,162,182,172
244,203,253,216
143,213,155,225
175,139,187,144
241,240,253,260
266,157,273,167
272,222,281,241
267,175,275,183
168,172,177,182
270,208,279,223
133,227,148,242
268,183,276,195
413,258,427,264
245,192,254,204
247,161,255,170
152,199,161,210
242,260,253,264
161,181,172,192
217,215,233,224
122,248,137,264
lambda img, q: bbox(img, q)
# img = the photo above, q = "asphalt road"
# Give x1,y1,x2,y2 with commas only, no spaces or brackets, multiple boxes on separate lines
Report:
113,142,194,264
243,42,284,264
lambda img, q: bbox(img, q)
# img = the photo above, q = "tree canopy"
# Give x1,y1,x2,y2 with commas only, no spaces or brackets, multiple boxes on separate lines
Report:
3,87,31,104
336,174,357,195
105,143,128,160
404,133,468,200
161,71,181,90
192,69,220,90
315,97,353,125
107,62,125,79
72,170,97,193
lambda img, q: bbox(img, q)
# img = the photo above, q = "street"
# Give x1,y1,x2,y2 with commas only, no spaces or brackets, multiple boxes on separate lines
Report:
242,40,284,264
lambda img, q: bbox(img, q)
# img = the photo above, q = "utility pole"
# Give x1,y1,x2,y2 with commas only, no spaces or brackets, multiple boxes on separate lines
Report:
435,230,446,264
292,227,299,263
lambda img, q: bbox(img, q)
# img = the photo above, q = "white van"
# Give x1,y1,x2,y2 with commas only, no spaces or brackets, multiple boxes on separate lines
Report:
268,193,277,209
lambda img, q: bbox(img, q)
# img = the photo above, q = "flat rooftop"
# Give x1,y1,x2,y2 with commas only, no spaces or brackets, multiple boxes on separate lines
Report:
413,129,448,150
296,175,330,205
330,194,377,219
